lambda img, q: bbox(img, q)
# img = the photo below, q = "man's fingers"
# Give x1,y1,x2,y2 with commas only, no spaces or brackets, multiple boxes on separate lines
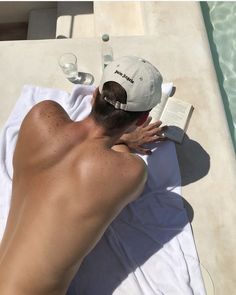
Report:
144,120,162,131
146,125,167,137
146,135,166,143
142,116,152,127
147,128,162,136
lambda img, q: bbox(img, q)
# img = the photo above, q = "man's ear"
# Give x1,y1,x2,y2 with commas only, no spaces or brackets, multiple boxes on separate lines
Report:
136,112,149,126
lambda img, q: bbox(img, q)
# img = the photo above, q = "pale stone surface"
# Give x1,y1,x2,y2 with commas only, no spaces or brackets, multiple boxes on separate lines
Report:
0,2,236,294
56,1,94,38
94,1,144,36
56,1,144,39
72,14,95,38
56,15,73,39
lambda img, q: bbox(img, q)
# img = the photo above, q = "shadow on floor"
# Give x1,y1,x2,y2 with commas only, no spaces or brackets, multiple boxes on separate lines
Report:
175,134,210,187
175,134,210,222
0,22,28,41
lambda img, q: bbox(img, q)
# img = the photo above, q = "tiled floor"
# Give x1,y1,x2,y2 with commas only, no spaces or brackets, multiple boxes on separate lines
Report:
0,22,28,41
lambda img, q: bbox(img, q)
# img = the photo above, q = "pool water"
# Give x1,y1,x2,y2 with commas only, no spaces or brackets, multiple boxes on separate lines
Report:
201,2,236,152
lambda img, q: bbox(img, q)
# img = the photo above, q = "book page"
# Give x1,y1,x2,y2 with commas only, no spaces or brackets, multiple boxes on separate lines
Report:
150,92,170,123
160,98,194,143
160,98,192,129
150,82,174,123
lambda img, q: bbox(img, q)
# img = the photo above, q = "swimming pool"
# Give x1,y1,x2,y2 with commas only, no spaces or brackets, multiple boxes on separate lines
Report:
201,2,236,152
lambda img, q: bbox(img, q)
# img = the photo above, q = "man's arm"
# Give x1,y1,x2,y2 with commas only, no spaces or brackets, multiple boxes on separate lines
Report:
114,118,167,155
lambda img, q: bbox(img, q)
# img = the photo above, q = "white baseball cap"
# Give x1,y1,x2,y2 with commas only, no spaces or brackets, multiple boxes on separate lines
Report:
99,56,163,112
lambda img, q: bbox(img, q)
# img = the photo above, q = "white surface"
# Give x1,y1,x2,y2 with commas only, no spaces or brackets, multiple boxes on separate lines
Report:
56,15,72,39
94,2,144,37
0,84,205,294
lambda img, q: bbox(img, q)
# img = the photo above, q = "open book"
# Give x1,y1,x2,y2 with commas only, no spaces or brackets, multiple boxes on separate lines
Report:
150,83,194,144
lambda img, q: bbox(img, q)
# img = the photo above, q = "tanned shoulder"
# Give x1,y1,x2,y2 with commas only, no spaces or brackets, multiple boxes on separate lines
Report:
122,153,148,199
103,151,148,204
13,101,73,169
24,100,72,130
75,149,147,208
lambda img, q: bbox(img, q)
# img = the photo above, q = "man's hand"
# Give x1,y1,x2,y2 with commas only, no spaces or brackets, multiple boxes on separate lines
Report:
118,117,168,155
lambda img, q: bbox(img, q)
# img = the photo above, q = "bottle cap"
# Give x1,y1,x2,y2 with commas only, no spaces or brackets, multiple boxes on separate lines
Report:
102,34,109,42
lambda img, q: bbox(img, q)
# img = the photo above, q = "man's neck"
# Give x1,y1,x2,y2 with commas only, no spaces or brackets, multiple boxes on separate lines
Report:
75,116,124,148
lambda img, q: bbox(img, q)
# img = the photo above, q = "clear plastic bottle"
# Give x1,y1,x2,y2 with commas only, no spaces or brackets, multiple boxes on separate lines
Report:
101,34,113,69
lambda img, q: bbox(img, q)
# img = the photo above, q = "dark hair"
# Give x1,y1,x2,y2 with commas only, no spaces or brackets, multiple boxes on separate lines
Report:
90,81,148,135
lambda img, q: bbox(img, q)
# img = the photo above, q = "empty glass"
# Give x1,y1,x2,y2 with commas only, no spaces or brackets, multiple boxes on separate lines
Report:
58,53,80,83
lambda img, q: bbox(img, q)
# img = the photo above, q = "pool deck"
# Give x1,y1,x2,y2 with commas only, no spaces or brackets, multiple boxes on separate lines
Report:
0,2,236,294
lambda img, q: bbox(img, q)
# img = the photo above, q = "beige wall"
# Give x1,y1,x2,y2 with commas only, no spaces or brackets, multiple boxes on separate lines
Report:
0,1,57,24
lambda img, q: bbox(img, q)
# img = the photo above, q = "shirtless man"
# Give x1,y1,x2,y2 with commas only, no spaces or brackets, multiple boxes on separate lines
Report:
0,56,164,294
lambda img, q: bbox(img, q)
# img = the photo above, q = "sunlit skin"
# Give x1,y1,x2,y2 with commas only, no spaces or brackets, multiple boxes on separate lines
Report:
0,88,166,295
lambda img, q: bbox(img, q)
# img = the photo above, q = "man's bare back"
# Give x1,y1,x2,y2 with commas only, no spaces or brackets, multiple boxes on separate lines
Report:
0,100,147,294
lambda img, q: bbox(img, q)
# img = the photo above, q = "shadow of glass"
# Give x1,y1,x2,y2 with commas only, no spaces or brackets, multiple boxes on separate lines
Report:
175,134,210,186
68,72,95,85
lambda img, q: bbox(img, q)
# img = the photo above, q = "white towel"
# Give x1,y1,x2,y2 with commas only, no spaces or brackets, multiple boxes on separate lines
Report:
0,84,206,295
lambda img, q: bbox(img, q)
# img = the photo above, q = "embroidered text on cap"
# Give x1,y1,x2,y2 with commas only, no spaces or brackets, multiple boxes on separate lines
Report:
114,70,134,84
